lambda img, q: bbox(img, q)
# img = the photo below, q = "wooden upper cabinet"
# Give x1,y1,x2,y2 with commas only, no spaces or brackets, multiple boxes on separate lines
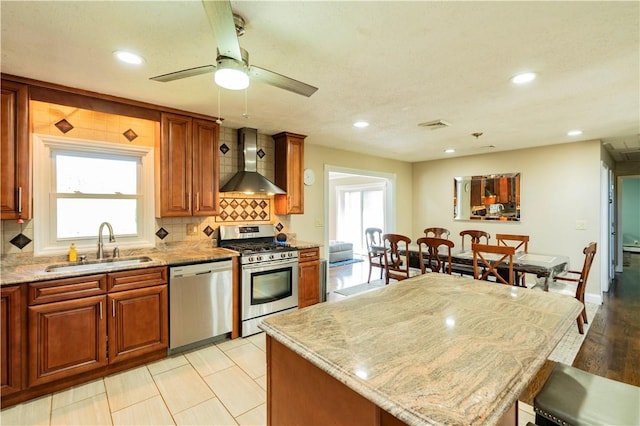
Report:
273,132,306,215
159,113,220,217
1,80,30,220
192,119,220,216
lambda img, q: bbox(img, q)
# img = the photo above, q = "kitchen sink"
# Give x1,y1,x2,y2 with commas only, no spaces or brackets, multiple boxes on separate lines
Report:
45,256,154,273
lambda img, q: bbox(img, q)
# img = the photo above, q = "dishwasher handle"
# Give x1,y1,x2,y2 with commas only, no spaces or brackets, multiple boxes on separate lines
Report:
170,260,232,279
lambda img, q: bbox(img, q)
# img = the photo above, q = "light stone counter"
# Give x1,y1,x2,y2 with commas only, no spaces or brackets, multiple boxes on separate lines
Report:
0,241,239,286
261,273,583,425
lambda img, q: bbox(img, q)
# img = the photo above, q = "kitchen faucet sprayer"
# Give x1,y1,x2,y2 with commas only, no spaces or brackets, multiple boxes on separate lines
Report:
97,222,116,260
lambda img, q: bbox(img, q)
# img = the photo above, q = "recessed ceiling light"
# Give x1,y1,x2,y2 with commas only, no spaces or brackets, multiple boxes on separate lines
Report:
353,121,369,128
511,72,536,85
445,148,455,154
113,50,145,65
567,130,583,136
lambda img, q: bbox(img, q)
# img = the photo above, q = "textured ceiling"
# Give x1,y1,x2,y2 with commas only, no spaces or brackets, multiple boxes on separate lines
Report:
1,1,639,163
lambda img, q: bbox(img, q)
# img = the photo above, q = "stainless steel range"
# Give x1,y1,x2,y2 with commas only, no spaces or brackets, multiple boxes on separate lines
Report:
219,224,298,336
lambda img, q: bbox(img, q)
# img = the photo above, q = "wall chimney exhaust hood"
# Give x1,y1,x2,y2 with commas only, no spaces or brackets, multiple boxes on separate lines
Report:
220,128,286,195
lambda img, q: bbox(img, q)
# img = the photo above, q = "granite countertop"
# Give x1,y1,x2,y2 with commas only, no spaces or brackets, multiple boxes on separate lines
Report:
261,273,583,426
0,241,239,286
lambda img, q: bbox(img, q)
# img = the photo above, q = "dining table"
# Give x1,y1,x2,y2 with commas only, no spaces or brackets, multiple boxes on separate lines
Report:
406,247,570,291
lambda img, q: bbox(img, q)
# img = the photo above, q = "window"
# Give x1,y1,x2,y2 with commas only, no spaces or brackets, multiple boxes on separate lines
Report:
34,134,155,255
337,183,386,254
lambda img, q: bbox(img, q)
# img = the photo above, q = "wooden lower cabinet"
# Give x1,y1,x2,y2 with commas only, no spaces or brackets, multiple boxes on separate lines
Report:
2,267,170,408
28,295,107,387
1,285,24,397
108,285,168,364
298,247,320,308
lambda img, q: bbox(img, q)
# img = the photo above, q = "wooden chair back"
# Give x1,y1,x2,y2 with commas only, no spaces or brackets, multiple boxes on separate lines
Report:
382,233,412,284
496,234,529,252
553,242,597,334
472,243,515,285
423,227,451,239
364,227,384,283
460,230,491,251
416,237,455,274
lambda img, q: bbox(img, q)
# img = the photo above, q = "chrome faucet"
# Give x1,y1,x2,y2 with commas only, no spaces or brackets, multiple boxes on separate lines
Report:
97,222,116,259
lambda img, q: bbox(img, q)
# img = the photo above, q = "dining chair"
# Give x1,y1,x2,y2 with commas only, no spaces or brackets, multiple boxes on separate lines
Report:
496,233,530,286
459,230,491,251
472,243,515,285
549,242,597,334
382,233,417,284
423,227,451,239
364,227,385,283
416,237,455,274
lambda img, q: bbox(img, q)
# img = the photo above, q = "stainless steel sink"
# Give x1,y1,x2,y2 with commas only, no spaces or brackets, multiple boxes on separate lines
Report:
45,256,154,273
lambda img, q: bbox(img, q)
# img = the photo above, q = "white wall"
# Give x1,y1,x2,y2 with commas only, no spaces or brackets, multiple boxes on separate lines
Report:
412,140,603,301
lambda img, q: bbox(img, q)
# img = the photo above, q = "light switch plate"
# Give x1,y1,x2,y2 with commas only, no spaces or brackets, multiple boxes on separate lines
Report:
186,223,198,236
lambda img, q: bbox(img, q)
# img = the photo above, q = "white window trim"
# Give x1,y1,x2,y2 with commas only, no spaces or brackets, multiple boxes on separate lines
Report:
33,134,155,256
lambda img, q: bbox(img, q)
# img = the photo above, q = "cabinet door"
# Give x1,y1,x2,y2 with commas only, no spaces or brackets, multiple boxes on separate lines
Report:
1,286,23,397
160,113,192,216
28,295,107,387
274,132,305,215
192,119,220,216
298,248,320,308
108,285,168,364
1,80,30,220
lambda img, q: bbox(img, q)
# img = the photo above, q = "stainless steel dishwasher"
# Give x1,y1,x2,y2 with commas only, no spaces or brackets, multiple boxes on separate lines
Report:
169,259,233,354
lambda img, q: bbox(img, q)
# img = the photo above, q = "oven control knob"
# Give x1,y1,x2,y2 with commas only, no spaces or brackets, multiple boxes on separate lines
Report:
269,254,275,260
288,252,294,258
248,256,255,262
257,256,263,261
281,253,286,259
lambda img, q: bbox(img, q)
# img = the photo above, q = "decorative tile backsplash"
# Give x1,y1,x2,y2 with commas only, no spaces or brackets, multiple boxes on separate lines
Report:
215,197,271,222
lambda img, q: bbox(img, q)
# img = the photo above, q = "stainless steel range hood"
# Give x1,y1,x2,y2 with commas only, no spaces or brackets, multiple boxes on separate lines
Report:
219,128,286,194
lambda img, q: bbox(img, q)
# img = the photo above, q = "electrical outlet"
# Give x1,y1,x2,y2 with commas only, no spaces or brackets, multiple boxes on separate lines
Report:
186,223,198,236
314,218,324,227
575,220,587,230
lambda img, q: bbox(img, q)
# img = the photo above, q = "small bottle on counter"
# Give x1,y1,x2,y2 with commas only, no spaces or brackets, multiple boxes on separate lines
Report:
68,243,78,262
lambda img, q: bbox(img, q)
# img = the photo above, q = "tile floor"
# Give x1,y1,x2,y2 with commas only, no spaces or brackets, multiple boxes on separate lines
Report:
0,333,267,426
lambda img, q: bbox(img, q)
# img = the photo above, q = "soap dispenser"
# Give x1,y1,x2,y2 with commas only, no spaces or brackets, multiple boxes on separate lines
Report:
68,243,78,262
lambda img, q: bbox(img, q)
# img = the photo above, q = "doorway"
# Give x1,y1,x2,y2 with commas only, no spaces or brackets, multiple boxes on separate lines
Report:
325,166,395,253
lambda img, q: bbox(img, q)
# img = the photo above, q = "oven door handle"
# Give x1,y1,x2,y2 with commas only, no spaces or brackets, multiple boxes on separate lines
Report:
243,259,298,270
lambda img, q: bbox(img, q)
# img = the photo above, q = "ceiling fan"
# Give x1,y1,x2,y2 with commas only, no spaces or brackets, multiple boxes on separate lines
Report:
150,0,318,97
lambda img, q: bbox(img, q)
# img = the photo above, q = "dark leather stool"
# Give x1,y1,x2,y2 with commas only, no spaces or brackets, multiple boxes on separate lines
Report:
534,363,640,426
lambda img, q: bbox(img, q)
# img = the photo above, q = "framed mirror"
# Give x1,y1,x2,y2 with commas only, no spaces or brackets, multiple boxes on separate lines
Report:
454,173,520,221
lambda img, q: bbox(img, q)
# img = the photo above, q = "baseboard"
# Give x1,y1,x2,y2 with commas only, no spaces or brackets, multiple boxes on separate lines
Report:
584,292,602,305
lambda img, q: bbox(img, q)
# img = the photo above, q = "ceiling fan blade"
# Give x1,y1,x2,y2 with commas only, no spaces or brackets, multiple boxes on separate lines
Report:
201,0,242,61
150,65,216,82
248,66,318,97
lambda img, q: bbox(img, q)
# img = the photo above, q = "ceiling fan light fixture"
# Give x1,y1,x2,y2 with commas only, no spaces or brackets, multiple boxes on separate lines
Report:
215,57,249,90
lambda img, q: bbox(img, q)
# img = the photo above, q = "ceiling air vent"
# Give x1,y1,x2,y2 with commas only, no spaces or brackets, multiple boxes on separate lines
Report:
418,119,451,130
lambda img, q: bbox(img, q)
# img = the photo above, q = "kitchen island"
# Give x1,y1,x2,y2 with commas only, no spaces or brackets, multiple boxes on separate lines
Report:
260,273,583,425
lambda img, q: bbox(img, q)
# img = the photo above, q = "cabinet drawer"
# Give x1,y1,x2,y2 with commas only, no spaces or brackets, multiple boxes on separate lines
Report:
298,247,319,263
28,275,106,305
108,266,168,293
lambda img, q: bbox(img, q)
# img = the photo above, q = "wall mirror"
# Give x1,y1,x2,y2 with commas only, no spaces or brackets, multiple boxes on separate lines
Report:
454,173,521,221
